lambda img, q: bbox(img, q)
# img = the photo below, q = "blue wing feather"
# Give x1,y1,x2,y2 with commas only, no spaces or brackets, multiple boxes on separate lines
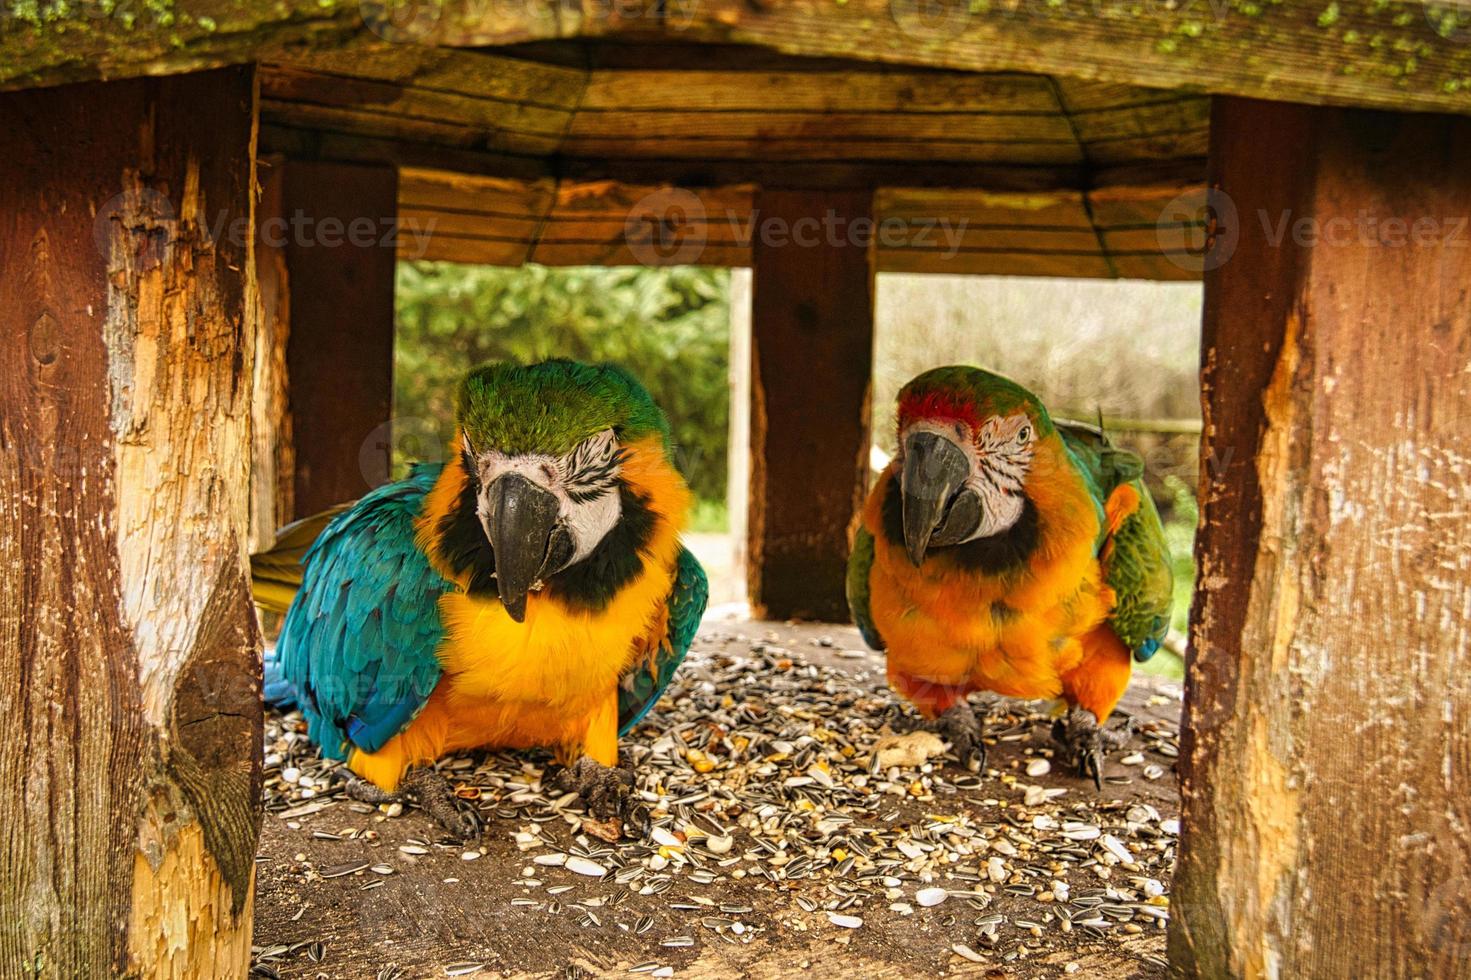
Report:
617,547,707,735
276,465,451,759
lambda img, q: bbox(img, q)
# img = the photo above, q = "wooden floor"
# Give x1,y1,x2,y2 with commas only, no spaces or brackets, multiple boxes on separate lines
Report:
252,619,1182,979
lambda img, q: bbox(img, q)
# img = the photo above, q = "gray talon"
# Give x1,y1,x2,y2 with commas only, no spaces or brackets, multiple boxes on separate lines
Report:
551,757,645,834
345,768,480,839
343,775,398,806
933,701,987,772
1052,707,1131,791
402,767,482,840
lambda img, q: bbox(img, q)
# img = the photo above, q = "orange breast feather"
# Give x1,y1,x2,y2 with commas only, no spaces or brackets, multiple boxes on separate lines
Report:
861,466,1112,709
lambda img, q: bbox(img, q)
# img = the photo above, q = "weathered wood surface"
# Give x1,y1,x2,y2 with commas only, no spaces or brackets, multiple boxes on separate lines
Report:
398,168,1203,280
0,68,261,977
251,157,295,552
280,161,398,517
1172,97,1471,978
4,0,1471,117
258,44,1207,176
747,189,874,621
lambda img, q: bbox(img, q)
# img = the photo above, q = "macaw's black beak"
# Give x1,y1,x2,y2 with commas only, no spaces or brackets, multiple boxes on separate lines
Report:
481,473,562,623
901,431,973,567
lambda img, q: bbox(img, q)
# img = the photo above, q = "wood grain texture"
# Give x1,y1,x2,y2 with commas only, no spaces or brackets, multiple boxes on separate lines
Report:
1172,97,1471,978
747,189,874,621
6,0,1471,117
252,157,295,550
0,68,261,977
397,169,1205,279
258,49,1208,168
281,161,398,517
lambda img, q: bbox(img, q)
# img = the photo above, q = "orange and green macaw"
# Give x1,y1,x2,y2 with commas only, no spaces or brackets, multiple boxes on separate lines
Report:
847,366,1172,786
255,360,707,836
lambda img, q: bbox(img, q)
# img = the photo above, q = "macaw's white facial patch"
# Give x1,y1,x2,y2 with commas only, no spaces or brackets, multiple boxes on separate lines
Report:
969,413,1037,538
469,427,627,568
900,412,1038,542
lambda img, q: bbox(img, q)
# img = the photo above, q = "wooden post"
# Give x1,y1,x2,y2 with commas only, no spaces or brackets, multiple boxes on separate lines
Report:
1172,98,1471,977
748,189,874,621
0,69,261,977
252,156,295,550
727,268,753,601
280,161,398,517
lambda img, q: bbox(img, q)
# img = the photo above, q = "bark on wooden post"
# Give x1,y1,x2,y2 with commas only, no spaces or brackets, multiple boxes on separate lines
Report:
281,161,398,518
0,69,262,977
1172,97,1471,978
748,189,874,621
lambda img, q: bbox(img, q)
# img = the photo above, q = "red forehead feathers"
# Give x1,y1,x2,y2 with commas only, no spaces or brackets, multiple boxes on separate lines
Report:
898,389,982,430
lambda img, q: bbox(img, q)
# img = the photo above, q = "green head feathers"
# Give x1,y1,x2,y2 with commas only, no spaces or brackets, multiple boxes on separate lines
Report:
898,365,1055,437
457,359,670,456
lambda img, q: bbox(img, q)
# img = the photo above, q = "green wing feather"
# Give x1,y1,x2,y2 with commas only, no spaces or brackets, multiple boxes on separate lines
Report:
847,527,884,650
618,547,707,735
1058,422,1173,662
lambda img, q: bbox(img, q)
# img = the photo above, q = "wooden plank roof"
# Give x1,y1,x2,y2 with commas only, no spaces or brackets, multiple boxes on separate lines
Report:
253,43,1208,277
3,1,1470,115
393,168,1206,279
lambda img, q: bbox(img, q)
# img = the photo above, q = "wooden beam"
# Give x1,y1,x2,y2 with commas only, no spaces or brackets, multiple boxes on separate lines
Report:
280,161,398,517
8,2,1471,118
397,168,1207,280
0,67,261,977
251,157,295,550
747,189,874,621
1172,97,1471,978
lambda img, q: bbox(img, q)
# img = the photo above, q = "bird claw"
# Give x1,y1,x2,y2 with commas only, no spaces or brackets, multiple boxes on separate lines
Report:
1052,708,1132,791
933,702,987,773
549,757,648,839
343,775,398,806
880,701,916,734
342,769,482,840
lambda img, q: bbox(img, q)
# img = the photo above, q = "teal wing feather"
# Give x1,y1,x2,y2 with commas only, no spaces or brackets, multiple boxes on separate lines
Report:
847,527,884,650
618,547,707,735
1058,422,1173,662
277,464,451,759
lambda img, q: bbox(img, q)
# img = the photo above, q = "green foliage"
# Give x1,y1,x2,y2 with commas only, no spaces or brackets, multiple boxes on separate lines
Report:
1160,474,1198,637
687,498,730,534
393,263,731,502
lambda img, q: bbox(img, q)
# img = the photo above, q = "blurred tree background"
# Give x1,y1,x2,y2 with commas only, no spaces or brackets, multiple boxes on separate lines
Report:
393,262,731,526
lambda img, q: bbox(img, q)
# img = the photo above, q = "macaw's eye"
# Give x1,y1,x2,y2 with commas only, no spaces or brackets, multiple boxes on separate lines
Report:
1017,425,1031,443
953,422,967,439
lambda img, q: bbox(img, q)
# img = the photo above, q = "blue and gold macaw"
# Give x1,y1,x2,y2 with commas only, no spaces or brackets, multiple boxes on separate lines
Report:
254,360,707,837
